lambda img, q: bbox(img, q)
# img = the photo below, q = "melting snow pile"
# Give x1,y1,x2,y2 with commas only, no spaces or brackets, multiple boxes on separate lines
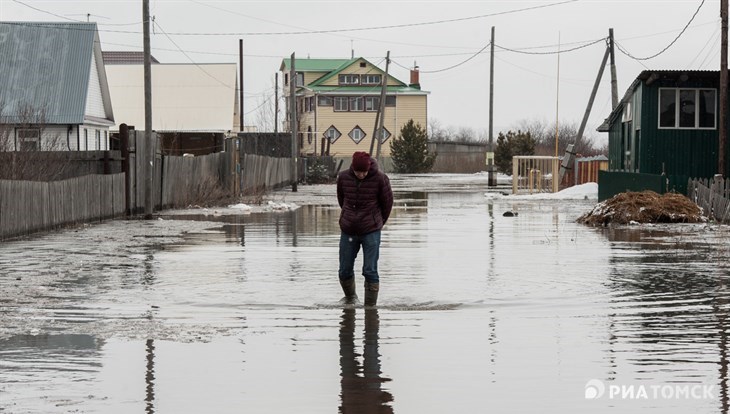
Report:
265,201,299,211
485,182,598,200
228,203,253,212
577,191,705,226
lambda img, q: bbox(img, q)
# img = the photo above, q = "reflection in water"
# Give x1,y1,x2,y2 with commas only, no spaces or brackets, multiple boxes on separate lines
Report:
607,227,730,412
339,308,393,413
146,339,156,414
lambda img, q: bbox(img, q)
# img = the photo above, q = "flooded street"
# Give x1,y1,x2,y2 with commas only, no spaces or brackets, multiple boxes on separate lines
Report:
2,174,730,413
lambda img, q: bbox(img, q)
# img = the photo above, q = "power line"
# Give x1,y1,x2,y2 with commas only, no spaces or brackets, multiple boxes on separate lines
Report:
88,0,582,37
615,0,706,61
688,24,720,69
11,0,142,26
153,20,237,91
393,42,491,74
495,37,606,55
11,0,78,22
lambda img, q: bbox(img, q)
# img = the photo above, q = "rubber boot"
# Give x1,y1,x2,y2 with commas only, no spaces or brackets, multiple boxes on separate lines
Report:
339,277,358,304
364,282,379,307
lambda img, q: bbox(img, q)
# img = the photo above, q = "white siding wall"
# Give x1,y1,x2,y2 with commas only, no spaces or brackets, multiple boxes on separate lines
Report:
6,125,109,151
85,51,106,119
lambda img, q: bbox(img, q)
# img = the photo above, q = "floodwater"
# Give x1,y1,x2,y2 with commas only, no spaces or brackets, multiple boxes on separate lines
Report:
2,174,730,413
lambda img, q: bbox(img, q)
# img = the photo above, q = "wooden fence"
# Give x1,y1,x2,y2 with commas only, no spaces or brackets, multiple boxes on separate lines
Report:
161,152,226,208
0,174,125,239
428,142,488,174
240,154,292,194
0,131,296,240
688,176,730,222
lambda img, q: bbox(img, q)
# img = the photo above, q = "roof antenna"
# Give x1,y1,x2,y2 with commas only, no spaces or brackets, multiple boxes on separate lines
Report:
351,40,354,59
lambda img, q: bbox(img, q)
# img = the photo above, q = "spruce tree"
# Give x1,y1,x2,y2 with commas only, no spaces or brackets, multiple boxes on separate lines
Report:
390,119,437,173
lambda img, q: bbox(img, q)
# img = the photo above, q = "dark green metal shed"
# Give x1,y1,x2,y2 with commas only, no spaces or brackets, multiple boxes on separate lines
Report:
598,70,729,196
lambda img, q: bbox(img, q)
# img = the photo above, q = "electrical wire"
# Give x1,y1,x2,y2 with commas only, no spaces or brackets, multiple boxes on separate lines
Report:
153,20,237,91
687,23,720,69
395,42,491,74
158,0,580,36
11,0,142,26
495,37,606,55
615,0,706,61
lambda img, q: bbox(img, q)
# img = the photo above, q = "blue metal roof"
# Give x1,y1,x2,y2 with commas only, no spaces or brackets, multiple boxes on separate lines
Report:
0,22,101,124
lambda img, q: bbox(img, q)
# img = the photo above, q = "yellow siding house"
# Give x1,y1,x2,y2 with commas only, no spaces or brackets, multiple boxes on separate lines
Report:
279,57,428,165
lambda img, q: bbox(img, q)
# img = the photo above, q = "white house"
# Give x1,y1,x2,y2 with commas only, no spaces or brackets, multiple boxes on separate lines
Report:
104,61,238,155
0,21,115,151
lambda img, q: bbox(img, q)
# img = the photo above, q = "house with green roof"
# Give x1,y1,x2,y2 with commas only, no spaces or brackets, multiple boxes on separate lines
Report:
0,22,115,152
280,57,428,166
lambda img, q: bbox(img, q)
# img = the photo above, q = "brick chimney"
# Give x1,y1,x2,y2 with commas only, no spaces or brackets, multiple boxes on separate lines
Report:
409,63,420,90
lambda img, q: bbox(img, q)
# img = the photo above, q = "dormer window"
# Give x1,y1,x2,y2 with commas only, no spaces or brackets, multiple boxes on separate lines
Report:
338,74,360,85
362,74,381,85
285,72,304,86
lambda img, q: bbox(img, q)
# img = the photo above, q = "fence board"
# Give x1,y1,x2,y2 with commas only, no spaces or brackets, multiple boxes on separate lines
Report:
0,173,126,240
688,177,730,223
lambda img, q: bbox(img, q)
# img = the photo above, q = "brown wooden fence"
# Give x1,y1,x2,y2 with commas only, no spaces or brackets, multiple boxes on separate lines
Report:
240,154,292,194
0,131,296,240
427,142,488,173
161,152,226,208
688,176,730,222
0,174,125,239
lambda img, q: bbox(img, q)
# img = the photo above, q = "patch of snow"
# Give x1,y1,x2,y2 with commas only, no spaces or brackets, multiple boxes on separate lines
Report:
502,182,598,200
228,203,253,212
266,201,299,211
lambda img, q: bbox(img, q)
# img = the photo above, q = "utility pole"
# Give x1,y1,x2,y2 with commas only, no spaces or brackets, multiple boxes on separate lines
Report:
239,38,244,132
488,26,496,187
290,53,298,192
274,73,279,134
721,0,728,176
608,28,619,109
143,0,153,219
370,51,390,158
555,32,561,157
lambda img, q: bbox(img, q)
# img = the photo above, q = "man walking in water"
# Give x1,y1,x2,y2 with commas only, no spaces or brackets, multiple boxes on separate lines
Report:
337,151,393,306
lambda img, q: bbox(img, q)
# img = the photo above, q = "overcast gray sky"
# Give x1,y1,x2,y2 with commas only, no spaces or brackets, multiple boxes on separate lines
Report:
0,0,720,146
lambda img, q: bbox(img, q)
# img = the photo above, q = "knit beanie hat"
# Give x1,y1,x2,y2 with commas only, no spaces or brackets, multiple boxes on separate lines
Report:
352,151,371,171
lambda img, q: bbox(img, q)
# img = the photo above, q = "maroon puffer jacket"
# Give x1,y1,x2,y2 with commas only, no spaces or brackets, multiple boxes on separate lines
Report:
337,159,393,236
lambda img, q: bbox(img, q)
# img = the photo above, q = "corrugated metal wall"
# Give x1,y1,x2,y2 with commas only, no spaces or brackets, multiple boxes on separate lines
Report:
607,75,729,186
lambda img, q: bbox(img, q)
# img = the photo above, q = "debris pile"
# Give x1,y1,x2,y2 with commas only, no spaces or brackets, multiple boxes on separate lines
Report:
577,191,705,226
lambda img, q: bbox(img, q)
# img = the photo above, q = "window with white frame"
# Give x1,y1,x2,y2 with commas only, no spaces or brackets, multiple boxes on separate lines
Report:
104,131,108,150
362,74,382,85
349,126,366,144
324,125,341,143
365,97,380,111
334,97,348,112
375,127,391,143
318,96,333,106
659,88,716,129
17,128,40,151
385,95,396,107
96,130,101,149
84,128,89,150
338,74,360,85
349,97,364,112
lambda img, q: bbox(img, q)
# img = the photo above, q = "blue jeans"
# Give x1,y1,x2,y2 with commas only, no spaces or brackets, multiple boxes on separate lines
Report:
338,230,381,284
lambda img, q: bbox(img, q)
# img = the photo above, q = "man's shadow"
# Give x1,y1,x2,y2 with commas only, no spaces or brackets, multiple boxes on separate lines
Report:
339,308,394,413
